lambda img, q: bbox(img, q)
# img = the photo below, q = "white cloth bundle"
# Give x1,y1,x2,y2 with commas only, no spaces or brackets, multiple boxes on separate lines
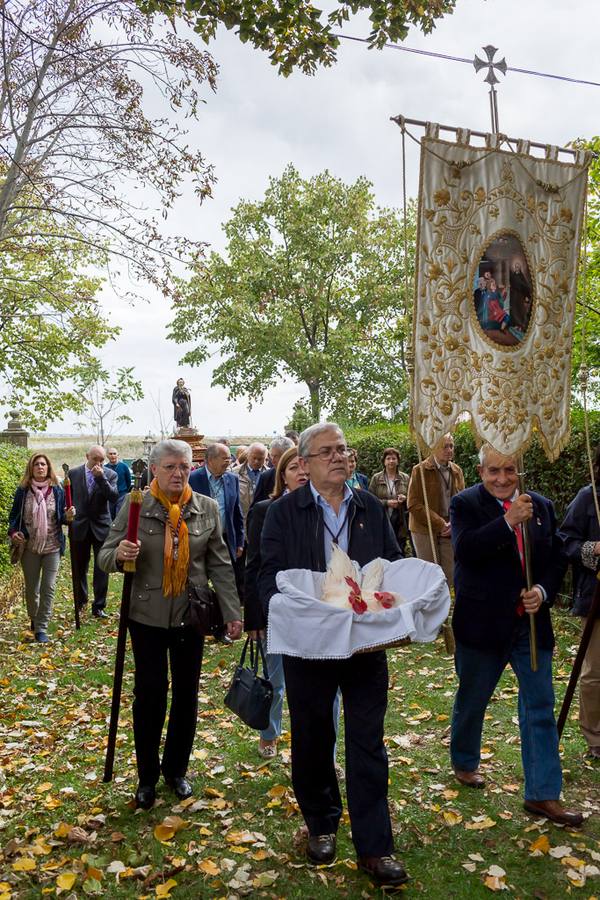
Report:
267,557,451,659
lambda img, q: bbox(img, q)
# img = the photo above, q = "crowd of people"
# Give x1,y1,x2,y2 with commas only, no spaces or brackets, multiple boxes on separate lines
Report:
7,425,600,887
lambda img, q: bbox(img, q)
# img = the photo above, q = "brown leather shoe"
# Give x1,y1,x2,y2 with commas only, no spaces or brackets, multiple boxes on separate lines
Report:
454,767,486,788
524,800,583,827
306,834,336,864
358,856,409,886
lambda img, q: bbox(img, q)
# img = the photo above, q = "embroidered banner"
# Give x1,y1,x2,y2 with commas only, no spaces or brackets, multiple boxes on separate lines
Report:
411,127,590,460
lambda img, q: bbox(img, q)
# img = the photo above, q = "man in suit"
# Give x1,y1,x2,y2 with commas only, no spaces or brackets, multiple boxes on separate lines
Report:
70,445,119,618
251,436,294,507
259,423,407,887
233,442,268,524
449,444,582,826
189,443,244,567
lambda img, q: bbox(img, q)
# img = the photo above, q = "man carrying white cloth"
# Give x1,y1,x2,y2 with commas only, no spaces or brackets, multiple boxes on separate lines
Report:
258,422,407,887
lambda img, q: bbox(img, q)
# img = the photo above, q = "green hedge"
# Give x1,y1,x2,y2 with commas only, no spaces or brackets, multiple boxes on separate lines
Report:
0,442,30,577
346,409,600,521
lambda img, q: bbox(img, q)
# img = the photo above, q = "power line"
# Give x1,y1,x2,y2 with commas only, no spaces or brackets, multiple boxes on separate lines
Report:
335,33,600,89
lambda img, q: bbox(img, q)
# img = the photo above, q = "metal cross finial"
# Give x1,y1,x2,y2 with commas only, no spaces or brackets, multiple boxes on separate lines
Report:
473,45,508,134
473,45,508,84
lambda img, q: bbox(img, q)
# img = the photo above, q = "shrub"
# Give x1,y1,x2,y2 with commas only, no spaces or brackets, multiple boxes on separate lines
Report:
346,412,600,521
0,442,30,577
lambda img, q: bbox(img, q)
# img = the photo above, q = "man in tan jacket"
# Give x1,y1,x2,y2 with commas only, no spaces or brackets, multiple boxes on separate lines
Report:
407,433,464,585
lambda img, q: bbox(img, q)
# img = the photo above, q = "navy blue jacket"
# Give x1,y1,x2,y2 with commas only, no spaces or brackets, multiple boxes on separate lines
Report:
251,467,276,507
559,484,600,617
189,466,244,559
8,485,68,555
451,483,567,651
105,460,132,496
258,481,402,611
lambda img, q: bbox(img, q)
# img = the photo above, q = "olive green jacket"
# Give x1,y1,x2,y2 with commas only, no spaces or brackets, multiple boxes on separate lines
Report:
98,491,241,630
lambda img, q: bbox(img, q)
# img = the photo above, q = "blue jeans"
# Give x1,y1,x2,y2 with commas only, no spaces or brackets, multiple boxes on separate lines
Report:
261,653,285,741
450,628,562,801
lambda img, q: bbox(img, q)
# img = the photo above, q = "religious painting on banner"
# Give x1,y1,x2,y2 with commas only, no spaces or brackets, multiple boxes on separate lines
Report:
411,124,591,460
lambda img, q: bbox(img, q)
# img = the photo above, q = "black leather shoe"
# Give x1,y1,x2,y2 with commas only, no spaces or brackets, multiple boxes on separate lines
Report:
358,856,409,886
135,784,156,810
92,610,108,619
306,834,336,864
164,776,193,800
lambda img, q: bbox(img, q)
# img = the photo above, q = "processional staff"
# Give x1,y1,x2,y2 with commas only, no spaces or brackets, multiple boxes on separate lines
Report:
474,46,538,671
62,463,80,631
103,458,146,783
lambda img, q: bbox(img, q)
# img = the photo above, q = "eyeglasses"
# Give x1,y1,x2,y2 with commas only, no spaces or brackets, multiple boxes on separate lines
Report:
305,445,350,461
160,464,191,474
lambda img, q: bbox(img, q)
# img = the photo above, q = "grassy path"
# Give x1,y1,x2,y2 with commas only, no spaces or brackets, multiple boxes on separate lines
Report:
1,568,599,898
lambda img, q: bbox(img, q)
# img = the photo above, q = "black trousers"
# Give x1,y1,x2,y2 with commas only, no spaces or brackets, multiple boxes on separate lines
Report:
70,532,109,611
128,620,204,786
283,650,393,857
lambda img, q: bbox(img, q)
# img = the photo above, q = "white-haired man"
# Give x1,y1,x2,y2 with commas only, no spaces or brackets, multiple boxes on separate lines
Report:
252,436,294,506
233,442,268,523
259,423,407,887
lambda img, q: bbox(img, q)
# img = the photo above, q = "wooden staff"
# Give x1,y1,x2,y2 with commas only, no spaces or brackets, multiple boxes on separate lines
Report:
517,455,537,672
62,464,80,631
103,459,145,783
557,574,600,737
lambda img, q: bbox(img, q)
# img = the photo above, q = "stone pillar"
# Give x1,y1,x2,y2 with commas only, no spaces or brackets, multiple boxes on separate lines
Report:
1,410,28,448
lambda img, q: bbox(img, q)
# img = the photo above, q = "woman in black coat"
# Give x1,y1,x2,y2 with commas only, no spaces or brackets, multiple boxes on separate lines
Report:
560,445,600,758
244,446,307,758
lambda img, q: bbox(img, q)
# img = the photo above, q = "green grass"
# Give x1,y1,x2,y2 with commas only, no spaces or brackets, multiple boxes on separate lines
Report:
1,567,599,899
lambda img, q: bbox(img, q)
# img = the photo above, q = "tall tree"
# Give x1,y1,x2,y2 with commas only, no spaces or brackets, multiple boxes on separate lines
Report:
169,165,415,422
138,0,457,75
0,223,113,427
0,0,217,298
75,366,144,445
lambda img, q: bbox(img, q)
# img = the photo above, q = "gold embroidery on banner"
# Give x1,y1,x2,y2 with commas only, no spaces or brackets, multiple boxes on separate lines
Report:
411,136,589,460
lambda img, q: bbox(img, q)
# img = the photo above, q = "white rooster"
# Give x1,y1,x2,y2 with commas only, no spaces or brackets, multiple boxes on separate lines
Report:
320,544,405,614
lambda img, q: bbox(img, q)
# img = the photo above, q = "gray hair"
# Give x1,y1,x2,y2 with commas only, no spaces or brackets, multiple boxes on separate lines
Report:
205,442,229,460
478,443,516,466
270,436,294,453
247,442,267,455
298,422,344,459
149,439,192,467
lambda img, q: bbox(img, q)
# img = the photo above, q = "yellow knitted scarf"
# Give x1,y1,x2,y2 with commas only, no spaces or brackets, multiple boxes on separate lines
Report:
150,479,192,599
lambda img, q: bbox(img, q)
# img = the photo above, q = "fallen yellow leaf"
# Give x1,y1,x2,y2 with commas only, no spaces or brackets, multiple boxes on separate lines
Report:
54,823,71,838
36,782,53,793
56,872,77,890
198,859,220,877
443,810,463,826
267,784,287,798
12,858,36,872
155,878,177,898
465,816,496,831
484,874,507,891
529,835,550,855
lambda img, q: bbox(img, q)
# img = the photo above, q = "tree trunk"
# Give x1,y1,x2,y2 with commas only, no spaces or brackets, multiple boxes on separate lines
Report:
308,382,321,422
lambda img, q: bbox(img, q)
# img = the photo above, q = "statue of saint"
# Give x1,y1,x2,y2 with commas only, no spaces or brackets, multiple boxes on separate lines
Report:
172,378,191,428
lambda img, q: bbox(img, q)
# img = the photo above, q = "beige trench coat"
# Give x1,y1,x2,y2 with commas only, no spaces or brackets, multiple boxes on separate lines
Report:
98,491,241,629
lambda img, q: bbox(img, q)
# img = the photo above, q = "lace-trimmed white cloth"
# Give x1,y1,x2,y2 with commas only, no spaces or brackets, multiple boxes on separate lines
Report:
267,557,450,660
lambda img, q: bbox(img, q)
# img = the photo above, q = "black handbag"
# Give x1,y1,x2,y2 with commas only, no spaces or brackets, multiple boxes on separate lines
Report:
186,584,224,638
224,637,273,731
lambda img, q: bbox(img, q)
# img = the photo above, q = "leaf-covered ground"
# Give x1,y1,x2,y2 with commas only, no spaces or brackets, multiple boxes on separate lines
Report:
1,568,599,899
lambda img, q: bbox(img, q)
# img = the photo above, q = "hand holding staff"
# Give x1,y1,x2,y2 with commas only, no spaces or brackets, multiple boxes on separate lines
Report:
103,459,146,783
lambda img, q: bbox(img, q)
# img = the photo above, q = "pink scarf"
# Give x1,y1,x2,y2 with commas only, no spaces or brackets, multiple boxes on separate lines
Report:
29,480,52,553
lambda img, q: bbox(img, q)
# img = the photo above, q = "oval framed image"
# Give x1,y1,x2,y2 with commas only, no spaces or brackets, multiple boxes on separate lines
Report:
471,230,534,349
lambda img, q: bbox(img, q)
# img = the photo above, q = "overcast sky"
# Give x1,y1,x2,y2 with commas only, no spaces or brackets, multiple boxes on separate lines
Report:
38,0,599,438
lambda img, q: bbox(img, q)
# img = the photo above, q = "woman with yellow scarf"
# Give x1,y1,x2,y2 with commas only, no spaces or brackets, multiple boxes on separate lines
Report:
99,439,242,810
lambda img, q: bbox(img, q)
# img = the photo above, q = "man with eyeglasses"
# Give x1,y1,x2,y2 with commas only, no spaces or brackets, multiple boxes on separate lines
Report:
258,423,407,887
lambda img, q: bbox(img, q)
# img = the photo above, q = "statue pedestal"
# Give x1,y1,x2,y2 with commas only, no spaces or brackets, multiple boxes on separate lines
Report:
1,410,29,448
175,427,206,465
